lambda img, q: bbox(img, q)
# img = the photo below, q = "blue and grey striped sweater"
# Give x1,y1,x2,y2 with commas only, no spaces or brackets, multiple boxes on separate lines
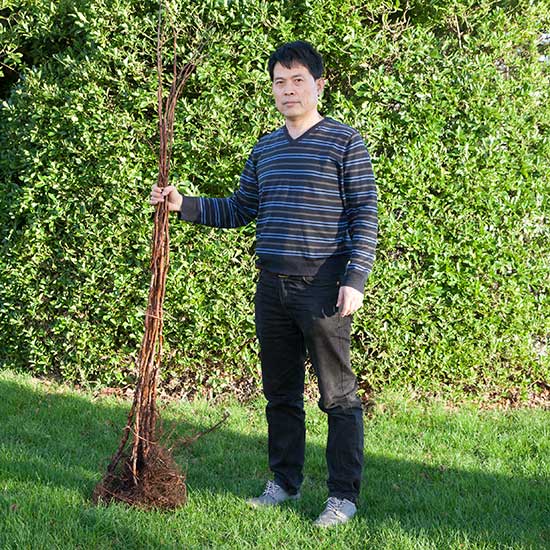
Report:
178,117,377,292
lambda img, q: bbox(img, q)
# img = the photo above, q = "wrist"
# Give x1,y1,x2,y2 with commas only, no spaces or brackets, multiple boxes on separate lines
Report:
173,194,183,212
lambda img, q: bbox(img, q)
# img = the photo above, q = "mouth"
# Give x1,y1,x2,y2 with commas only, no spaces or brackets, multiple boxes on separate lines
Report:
283,101,299,106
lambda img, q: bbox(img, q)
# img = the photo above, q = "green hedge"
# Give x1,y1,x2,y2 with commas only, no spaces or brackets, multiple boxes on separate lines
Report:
1,0,549,401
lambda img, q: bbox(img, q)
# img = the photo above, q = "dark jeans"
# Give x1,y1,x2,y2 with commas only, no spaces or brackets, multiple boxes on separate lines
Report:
254,270,364,503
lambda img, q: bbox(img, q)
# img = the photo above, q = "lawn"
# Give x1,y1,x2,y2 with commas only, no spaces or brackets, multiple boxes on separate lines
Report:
0,369,548,549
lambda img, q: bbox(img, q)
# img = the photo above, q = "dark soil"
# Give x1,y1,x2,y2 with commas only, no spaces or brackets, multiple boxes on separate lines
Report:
93,444,187,510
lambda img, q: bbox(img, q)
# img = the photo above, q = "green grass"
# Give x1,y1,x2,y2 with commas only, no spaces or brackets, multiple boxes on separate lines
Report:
0,370,548,549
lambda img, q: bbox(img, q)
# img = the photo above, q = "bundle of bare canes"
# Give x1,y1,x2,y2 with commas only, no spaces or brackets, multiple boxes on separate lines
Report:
93,2,212,509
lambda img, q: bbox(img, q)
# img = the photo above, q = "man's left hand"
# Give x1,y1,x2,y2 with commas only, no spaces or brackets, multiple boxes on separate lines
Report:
336,286,364,317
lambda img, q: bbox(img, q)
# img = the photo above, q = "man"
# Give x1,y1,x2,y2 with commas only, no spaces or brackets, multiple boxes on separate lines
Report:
150,41,377,527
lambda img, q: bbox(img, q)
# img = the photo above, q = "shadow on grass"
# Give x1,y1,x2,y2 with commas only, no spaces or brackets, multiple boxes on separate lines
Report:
0,376,548,548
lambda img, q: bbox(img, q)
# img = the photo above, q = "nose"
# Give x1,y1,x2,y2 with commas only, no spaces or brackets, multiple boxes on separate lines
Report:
283,84,296,95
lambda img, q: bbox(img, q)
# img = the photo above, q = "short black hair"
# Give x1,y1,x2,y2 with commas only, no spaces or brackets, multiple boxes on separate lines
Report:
268,40,324,81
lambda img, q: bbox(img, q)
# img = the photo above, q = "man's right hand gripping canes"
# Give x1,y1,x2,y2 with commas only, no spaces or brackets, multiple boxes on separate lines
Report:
150,184,183,212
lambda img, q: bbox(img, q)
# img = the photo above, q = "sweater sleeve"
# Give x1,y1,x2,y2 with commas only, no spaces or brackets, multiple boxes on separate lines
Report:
178,149,259,228
341,132,378,292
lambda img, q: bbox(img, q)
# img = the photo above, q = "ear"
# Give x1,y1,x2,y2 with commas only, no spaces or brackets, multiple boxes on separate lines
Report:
316,78,326,96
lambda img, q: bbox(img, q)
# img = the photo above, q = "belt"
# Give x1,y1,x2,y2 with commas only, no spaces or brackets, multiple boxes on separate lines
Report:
261,270,303,280
276,273,305,279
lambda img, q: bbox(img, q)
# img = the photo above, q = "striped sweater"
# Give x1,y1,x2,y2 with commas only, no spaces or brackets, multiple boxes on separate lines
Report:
178,117,377,292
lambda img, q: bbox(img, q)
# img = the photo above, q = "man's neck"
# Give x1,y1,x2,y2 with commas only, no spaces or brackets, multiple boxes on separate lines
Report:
285,112,324,139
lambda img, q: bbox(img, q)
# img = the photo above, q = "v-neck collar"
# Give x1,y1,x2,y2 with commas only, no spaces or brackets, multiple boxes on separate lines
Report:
283,117,327,144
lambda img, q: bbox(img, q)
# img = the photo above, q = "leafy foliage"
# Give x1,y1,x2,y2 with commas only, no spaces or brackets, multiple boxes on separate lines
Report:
1,0,548,400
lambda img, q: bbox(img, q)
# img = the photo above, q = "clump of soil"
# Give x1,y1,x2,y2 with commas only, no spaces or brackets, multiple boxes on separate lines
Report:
93,444,186,509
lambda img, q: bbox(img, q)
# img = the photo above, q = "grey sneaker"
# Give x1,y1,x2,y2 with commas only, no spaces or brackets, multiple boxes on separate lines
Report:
313,497,357,527
247,480,300,508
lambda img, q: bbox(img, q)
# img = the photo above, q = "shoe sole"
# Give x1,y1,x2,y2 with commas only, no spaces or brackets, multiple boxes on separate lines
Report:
247,493,301,508
313,517,353,527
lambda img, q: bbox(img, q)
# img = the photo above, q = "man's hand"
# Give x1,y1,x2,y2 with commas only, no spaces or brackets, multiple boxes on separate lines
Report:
150,184,183,212
336,285,364,317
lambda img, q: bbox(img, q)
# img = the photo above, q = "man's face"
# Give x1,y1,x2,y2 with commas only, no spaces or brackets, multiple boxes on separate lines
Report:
272,62,325,122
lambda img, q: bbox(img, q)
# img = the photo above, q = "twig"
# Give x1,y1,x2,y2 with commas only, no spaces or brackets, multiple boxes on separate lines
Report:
174,411,231,450
454,14,463,49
